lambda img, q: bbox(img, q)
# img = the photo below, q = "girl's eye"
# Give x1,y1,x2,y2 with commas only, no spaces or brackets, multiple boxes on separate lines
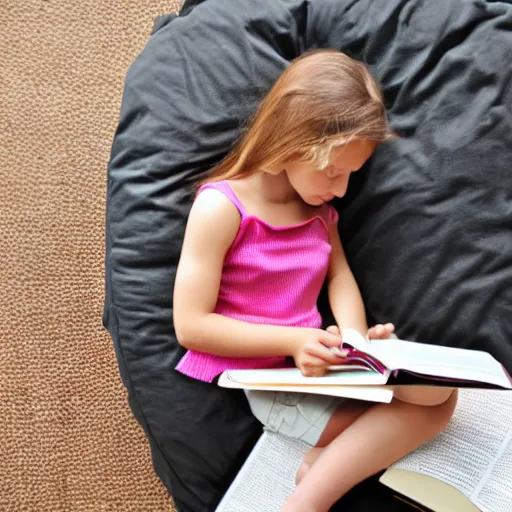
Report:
324,167,339,179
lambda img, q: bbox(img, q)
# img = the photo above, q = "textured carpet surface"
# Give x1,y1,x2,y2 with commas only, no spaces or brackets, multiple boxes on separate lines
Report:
0,1,181,510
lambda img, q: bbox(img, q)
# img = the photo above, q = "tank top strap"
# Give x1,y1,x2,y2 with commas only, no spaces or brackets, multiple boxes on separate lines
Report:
317,204,339,226
197,180,248,218
328,205,339,224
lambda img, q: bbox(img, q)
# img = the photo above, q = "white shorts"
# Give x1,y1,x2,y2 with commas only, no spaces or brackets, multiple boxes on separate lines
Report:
245,390,346,446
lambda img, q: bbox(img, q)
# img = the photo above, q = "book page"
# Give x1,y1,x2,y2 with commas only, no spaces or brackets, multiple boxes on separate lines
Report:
474,425,512,512
221,367,389,386
390,389,512,512
217,373,394,403
365,339,512,388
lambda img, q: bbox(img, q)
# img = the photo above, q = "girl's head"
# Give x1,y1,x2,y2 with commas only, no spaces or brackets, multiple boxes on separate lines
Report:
206,49,394,202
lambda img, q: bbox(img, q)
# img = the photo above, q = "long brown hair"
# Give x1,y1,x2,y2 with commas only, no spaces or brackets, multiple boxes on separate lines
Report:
205,49,394,184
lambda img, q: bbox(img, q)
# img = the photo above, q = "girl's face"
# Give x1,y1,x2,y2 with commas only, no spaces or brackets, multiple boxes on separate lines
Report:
285,139,376,206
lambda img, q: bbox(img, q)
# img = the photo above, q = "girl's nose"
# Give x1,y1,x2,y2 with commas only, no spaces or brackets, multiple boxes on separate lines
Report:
332,174,350,198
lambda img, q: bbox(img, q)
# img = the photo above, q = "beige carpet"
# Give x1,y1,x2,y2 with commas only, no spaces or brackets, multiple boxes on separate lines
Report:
0,1,182,510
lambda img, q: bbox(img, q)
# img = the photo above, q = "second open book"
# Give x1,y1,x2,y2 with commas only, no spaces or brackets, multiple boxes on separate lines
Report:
218,329,512,403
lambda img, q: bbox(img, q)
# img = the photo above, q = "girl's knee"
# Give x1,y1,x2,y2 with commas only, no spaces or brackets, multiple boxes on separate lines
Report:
398,389,457,434
422,389,458,431
394,386,457,407
436,388,458,425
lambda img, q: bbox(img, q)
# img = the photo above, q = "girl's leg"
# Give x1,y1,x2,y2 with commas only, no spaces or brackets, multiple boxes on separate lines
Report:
283,389,458,512
296,400,371,484
297,386,454,483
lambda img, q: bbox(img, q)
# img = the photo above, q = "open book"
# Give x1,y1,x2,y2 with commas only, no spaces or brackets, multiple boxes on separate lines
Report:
218,329,512,401
379,389,512,512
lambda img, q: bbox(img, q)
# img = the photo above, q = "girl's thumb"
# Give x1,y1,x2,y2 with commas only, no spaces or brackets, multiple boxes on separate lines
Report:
325,325,341,336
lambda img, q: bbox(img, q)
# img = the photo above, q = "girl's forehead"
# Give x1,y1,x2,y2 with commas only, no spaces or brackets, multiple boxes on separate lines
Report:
329,139,376,167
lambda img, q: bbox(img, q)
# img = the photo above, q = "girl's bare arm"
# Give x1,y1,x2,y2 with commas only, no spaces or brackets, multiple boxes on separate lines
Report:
327,222,369,336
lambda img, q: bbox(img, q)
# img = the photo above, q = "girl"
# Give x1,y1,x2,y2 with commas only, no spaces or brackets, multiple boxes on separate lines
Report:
173,50,457,512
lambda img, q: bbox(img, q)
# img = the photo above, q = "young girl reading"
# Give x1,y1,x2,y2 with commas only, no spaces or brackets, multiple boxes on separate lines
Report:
173,50,457,512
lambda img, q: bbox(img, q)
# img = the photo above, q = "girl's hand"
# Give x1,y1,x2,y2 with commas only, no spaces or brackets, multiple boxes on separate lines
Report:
367,323,395,340
293,328,348,377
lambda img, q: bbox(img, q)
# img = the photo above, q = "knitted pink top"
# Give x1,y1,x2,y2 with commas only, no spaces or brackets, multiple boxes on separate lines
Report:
175,180,338,382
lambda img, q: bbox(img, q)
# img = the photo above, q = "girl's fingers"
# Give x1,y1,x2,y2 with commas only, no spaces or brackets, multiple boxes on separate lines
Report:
368,323,395,339
326,325,341,336
299,356,329,376
367,325,381,338
301,366,328,377
308,345,346,365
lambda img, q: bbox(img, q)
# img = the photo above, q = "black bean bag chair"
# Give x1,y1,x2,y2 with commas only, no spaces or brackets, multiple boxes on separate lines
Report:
104,0,512,510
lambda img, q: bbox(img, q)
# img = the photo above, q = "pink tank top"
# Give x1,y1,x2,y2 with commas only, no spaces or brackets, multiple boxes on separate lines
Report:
176,180,339,382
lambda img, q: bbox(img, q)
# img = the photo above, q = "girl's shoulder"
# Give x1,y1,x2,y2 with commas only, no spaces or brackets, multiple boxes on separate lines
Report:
186,184,242,249
196,179,229,195
195,180,247,219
